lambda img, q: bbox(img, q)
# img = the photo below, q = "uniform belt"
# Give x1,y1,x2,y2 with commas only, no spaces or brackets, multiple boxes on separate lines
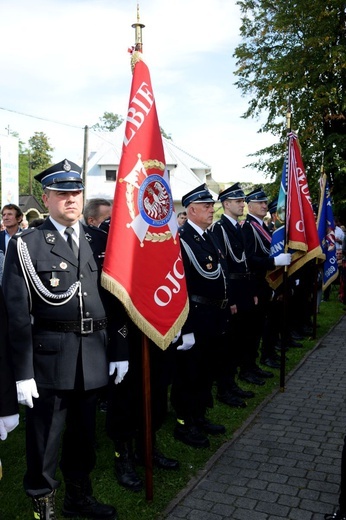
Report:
229,273,255,280
190,294,228,310
34,317,108,334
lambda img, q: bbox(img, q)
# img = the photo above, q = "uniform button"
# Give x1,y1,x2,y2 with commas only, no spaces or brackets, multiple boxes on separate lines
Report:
83,292,88,296
80,274,84,279
85,312,90,317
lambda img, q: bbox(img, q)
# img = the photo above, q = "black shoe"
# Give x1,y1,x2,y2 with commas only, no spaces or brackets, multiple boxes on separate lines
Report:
63,479,117,519
290,330,304,340
289,339,303,348
32,490,57,520
228,383,255,399
325,512,346,520
239,372,265,386
153,448,180,470
196,417,226,435
217,391,247,408
251,366,274,378
114,450,143,492
174,422,210,448
260,357,280,369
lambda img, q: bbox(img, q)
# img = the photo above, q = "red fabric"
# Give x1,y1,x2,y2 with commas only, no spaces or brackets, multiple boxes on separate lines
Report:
267,133,322,288
101,52,188,350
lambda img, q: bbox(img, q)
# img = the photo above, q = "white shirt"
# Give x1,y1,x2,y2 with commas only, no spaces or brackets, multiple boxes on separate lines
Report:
49,217,80,247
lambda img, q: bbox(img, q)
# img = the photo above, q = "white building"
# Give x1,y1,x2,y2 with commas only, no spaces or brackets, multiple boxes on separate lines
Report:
85,124,219,213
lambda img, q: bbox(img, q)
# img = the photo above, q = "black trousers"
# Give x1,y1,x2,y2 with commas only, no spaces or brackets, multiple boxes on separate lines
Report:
170,333,225,421
24,387,99,497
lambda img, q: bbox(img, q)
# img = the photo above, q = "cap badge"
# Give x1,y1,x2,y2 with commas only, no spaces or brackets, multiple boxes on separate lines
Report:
63,160,71,172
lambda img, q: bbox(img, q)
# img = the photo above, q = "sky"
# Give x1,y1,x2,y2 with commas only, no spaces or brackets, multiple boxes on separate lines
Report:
0,0,274,185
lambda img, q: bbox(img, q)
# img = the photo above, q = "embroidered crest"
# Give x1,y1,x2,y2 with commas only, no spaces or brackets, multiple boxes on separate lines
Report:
122,155,176,246
44,232,56,244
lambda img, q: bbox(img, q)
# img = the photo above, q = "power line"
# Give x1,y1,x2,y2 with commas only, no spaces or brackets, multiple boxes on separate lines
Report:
0,106,85,130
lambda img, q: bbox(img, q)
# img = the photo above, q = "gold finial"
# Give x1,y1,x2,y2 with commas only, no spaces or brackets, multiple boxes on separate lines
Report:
132,3,145,52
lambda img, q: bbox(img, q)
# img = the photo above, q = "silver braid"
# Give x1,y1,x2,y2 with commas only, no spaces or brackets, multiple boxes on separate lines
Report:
180,239,222,280
17,236,80,307
221,227,247,264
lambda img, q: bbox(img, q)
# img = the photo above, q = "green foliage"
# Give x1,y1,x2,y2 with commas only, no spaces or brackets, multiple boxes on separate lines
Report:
0,289,344,520
92,112,124,132
234,0,346,217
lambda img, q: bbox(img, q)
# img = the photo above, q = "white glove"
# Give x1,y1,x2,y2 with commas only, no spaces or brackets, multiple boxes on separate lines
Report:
16,379,39,408
177,332,195,351
274,253,292,266
109,361,129,385
171,330,182,344
0,414,19,440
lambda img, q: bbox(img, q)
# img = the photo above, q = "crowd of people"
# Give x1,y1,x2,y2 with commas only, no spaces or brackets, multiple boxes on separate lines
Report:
0,162,344,520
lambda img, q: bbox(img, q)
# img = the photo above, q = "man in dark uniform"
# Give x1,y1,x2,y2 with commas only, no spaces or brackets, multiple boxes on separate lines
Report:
211,183,258,405
170,184,228,448
0,285,19,443
241,187,291,384
2,159,122,520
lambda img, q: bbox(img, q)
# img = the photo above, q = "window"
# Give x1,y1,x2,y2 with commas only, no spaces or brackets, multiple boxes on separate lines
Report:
105,169,117,181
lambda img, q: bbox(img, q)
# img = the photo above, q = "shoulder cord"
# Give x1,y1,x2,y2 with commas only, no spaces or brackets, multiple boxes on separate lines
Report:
17,236,81,309
250,225,270,256
221,226,247,265
180,238,222,280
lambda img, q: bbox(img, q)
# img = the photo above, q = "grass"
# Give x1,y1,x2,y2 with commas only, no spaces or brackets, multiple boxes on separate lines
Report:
0,287,344,520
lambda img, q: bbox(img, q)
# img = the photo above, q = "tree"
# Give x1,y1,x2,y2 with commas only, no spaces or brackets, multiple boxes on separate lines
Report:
91,112,124,132
234,0,346,215
27,132,54,199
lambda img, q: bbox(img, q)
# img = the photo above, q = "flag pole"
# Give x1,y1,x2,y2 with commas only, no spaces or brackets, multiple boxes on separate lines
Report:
131,5,154,501
279,99,291,392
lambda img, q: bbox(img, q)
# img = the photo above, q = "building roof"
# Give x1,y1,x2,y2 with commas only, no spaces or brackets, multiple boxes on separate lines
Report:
85,123,218,204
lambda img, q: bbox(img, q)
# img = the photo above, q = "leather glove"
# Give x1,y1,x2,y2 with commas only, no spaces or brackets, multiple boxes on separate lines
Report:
0,414,19,441
177,332,195,351
274,253,292,266
109,361,129,385
16,379,39,408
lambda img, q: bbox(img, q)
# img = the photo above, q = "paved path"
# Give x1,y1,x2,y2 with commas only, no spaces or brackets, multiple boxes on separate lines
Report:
163,315,346,520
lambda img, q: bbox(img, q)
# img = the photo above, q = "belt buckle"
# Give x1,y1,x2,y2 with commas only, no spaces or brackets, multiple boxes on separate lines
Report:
81,318,93,334
220,299,228,310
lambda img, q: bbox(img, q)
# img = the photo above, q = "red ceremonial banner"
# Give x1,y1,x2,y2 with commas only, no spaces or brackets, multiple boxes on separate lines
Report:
267,133,323,289
101,51,189,350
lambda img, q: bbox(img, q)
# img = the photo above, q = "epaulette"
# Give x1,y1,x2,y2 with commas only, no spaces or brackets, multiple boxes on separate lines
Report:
15,227,36,237
87,224,107,235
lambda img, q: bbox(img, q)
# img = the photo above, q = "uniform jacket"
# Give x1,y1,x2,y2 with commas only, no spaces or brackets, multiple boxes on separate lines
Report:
178,222,229,339
242,214,275,301
0,286,18,417
2,219,127,391
212,215,257,311
0,230,6,254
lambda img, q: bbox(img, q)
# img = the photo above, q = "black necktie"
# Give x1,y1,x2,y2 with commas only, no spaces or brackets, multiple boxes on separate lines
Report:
64,227,79,258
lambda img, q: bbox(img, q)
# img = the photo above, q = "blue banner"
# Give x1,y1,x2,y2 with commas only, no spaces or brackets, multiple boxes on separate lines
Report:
317,174,339,290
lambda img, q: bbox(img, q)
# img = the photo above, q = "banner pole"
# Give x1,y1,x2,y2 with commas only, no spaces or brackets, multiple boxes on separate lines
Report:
142,333,153,501
280,99,291,392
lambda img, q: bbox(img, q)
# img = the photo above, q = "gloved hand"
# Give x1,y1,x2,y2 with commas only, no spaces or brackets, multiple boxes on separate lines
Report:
16,379,39,408
171,330,181,344
177,332,195,351
109,361,129,385
274,253,292,266
0,414,19,441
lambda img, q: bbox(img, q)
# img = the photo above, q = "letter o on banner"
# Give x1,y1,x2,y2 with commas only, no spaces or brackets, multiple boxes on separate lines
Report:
154,286,172,307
